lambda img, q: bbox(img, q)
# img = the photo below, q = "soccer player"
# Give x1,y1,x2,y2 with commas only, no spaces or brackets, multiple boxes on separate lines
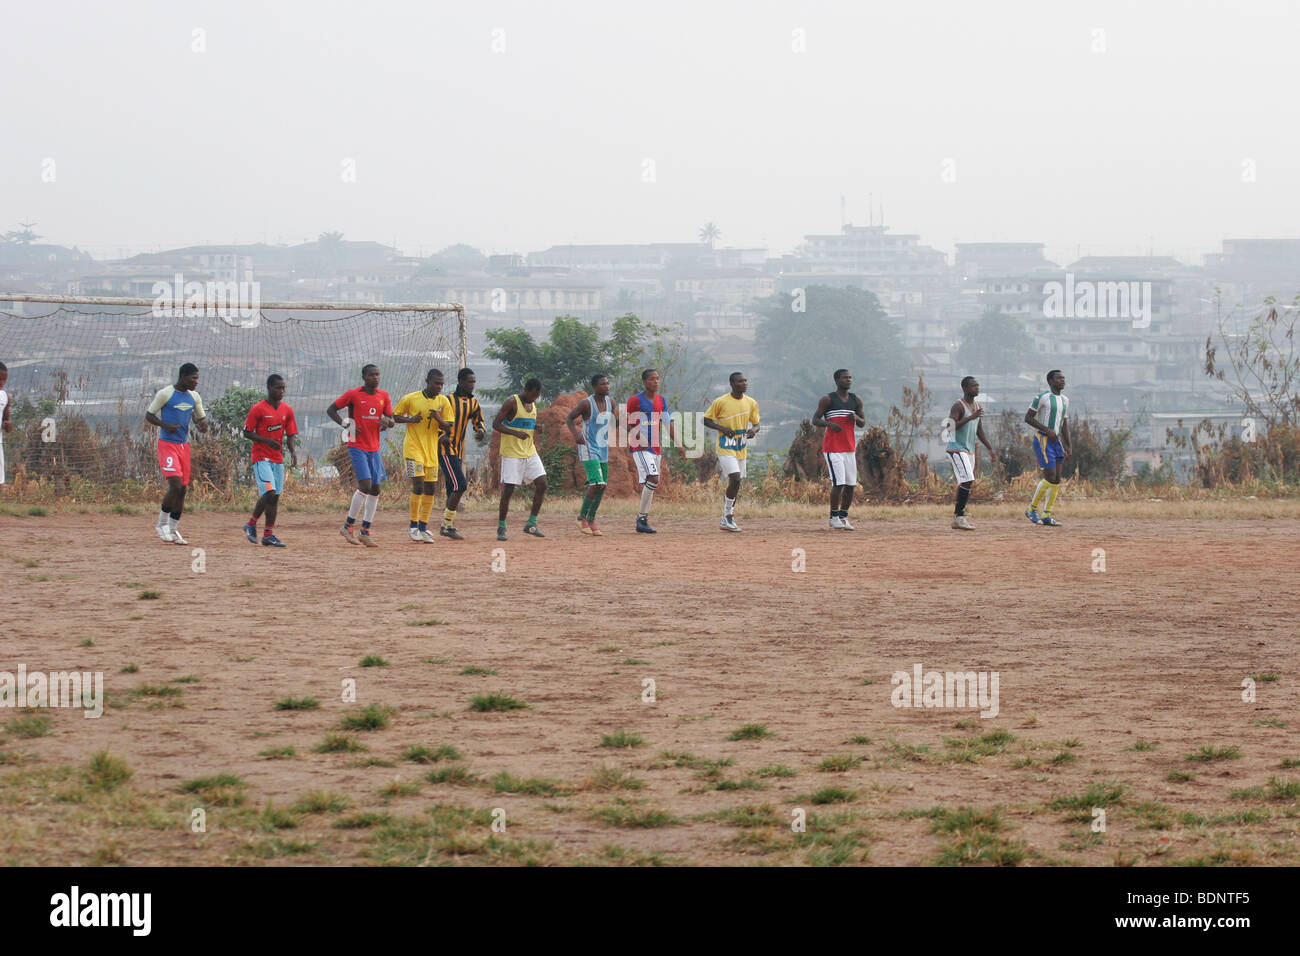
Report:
145,362,210,544
440,367,487,539
627,368,676,534
328,364,395,547
394,369,454,543
1024,369,1070,527
242,374,299,547
946,376,996,531
566,373,616,535
704,372,760,532
493,378,546,541
812,368,866,530
0,362,10,485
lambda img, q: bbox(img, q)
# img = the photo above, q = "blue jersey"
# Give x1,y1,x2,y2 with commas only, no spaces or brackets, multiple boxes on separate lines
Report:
147,385,207,445
583,394,614,463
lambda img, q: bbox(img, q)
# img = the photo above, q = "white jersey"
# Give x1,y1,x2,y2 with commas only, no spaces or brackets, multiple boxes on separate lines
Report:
0,388,8,484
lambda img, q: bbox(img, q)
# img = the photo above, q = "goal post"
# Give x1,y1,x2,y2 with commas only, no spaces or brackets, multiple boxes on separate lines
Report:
0,293,466,497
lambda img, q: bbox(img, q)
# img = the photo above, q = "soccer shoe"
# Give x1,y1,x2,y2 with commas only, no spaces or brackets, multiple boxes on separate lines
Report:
952,516,974,531
341,524,360,544
359,531,378,547
579,519,593,535
1024,508,1042,525
829,515,844,530
408,527,423,542
497,527,509,541
170,529,188,545
244,523,258,544
523,523,545,538
156,524,174,543
1040,515,1063,527
420,530,437,543
720,516,741,532
588,524,604,536
262,534,286,547
440,526,465,540
839,516,856,531
635,516,656,534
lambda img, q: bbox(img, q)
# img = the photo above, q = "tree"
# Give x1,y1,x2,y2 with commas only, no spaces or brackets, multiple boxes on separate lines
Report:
698,222,721,249
483,313,655,401
755,285,910,409
4,222,42,245
955,311,1037,378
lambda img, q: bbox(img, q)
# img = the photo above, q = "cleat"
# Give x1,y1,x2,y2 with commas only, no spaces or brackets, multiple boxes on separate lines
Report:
262,533,286,547
839,516,855,531
341,524,360,544
829,515,844,530
1040,515,1063,527
359,531,378,547
244,523,258,544
588,524,603,536
635,517,657,534
497,527,508,541
952,516,974,531
579,519,593,535
409,527,423,542
170,529,188,545
720,516,741,532
1025,508,1041,525
523,523,545,538
420,530,437,543
440,526,464,540
157,524,174,543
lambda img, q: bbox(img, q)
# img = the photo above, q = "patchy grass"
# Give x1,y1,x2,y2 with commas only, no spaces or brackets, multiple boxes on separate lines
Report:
402,744,462,764
468,692,528,713
137,591,161,600
817,753,862,773
405,619,447,627
927,806,1025,867
1249,673,1280,684
801,786,857,805
491,771,573,797
257,746,298,760
728,723,775,741
274,697,320,711
589,799,679,829
177,773,247,807
338,704,396,732
459,666,498,676
5,712,53,739
119,664,139,674
1185,745,1242,763
315,733,366,754
581,765,646,791
1167,769,1195,783
599,730,645,749
379,780,422,799
425,765,479,786
752,764,798,778
1128,739,1158,752
1048,783,1126,818
84,751,132,791
292,791,352,814
359,654,389,668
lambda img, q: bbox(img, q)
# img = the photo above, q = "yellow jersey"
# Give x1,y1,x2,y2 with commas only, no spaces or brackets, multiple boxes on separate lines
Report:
706,393,760,459
500,394,539,459
394,390,454,464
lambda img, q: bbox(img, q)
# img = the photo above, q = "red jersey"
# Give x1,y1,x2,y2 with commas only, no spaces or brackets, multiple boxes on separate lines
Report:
821,391,859,453
627,391,671,455
244,400,298,463
334,387,393,452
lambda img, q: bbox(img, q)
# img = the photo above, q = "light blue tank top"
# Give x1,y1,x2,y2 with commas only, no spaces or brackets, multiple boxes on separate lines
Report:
584,395,613,462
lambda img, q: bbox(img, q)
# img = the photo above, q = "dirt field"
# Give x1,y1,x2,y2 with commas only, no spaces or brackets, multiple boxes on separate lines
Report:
2,506,1298,866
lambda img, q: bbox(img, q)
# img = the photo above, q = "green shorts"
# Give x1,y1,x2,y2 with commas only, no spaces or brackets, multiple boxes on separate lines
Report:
582,459,609,484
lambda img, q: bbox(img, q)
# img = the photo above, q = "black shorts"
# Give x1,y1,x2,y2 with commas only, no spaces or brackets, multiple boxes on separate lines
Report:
439,452,467,494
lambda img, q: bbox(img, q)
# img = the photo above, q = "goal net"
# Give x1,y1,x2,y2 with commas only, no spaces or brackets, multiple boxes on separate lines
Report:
0,295,464,499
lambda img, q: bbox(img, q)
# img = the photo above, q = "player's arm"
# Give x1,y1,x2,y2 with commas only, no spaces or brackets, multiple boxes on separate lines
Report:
952,400,981,429
472,401,486,439
702,414,732,437
1060,418,1071,458
493,397,529,440
854,395,866,428
811,394,837,431
192,394,209,433
565,401,590,444
285,433,299,467
975,419,996,459
145,389,179,434
746,403,760,439
1,398,9,433
1024,405,1058,443
326,397,347,428
242,427,281,452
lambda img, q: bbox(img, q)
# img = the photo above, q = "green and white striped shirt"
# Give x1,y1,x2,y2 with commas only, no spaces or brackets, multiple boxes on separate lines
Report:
1028,390,1068,433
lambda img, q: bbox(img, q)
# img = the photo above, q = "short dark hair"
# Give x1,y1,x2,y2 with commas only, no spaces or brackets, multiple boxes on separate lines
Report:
641,368,657,382
457,367,474,382
729,371,744,385
833,368,849,380
0,361,7,372
1047,369,1063,383
523,377,542,392
960,375,976,388
179,363,198,377
362,363,379,376
590,373,608,388
426,368,444,380
267,373,284,389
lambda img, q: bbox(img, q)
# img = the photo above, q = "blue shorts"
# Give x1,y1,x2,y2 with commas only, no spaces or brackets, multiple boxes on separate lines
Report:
348,447,387,484
439,452,467,494
1033,434,1065,469
253,460,285,495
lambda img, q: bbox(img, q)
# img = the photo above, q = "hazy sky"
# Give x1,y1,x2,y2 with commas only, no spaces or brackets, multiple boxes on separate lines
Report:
4,0,1297,266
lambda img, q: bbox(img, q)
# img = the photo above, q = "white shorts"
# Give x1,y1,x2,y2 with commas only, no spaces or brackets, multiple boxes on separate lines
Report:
717,455,746,479
500,453,546,485
0,442,5,484
948,450,975,485
824,451,857,487
633,450,661,484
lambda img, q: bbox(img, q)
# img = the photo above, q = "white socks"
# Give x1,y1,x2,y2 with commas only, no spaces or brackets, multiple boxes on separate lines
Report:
362,493,379,525
167,514,179,531
723,496,735,517
638,485,655,518
157,509,168,528
347,490,366,520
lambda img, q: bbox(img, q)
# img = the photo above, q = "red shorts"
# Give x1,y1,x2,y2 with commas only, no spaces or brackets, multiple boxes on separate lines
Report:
158,441,191,485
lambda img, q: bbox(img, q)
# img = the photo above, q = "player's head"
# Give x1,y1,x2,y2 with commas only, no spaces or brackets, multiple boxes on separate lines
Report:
362,364,380,388
1047,369,1065,391
834,368,851,390
642,368,660,393
961,375,979,398
0,361,7,389
522,378,542,403
425,368,445,396
729,371,747,395
267,373,286,402
590,373,610,396
457,367,476,393
177,363,199,390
